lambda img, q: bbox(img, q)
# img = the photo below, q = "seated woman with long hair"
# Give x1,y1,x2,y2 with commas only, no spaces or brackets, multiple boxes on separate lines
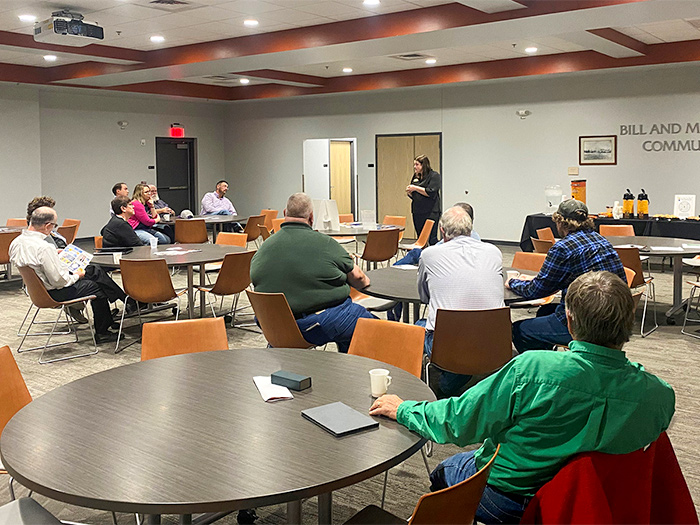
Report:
128,183,169,245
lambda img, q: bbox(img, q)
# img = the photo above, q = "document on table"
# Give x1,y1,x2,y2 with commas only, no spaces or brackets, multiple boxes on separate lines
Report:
613,244,646,249
156,249,202,255
650,246,684,252
253,376,293,402
394,264,418,270
682,243,700,249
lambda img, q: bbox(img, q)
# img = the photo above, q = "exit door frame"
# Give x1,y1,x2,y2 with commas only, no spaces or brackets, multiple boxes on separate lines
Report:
155,137,198,213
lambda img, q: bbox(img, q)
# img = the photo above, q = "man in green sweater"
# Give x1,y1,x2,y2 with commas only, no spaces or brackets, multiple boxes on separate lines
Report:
251,193,374,352
370,271,674,523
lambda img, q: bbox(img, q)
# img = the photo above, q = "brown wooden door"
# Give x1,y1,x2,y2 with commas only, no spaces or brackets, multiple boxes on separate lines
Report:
376,134,441,239
330,141,352,216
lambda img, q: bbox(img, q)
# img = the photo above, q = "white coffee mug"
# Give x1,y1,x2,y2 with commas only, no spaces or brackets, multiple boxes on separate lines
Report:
112,252,122,264
369,368,392,397
506,270,520,282
162,213,171,222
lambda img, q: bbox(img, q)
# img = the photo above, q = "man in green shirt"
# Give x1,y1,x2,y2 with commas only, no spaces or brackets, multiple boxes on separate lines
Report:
251,193,374,352
370,271,674,523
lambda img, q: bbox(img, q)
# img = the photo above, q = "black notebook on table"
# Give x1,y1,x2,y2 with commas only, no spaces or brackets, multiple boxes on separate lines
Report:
301,402,379,437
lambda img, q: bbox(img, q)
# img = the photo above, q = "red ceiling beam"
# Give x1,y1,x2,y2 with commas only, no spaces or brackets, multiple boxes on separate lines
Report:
587,28,649,54
0,30,146,63
38,0,649,83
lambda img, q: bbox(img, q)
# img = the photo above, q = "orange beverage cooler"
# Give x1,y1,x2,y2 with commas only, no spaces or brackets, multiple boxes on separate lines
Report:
571,180,586,204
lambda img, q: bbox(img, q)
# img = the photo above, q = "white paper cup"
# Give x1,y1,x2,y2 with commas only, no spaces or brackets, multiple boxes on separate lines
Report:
112,252,122,264
149,238,158,253
369,368,392,397
506,270,520,281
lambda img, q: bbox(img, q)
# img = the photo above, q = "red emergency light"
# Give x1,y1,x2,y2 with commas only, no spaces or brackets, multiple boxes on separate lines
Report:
169,124,185,138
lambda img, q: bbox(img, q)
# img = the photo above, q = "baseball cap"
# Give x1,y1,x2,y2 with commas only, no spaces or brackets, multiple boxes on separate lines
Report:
557,199,588,220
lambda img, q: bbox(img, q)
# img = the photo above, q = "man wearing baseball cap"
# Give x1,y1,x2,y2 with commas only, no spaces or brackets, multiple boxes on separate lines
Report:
507,199,626,352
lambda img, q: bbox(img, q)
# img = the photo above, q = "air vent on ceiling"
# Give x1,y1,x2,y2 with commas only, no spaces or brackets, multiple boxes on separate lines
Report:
145,0,203,13
151,0,189,5
390,53,432,61
204,75,239,83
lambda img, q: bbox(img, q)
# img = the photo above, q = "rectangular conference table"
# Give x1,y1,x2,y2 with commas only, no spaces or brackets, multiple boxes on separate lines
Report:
520,213,700,251
0,348,435,525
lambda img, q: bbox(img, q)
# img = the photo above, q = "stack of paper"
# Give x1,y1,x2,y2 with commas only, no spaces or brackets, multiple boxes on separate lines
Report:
253,376,293,402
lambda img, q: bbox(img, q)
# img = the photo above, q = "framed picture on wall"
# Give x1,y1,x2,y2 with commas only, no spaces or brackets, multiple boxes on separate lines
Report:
579,135,617,165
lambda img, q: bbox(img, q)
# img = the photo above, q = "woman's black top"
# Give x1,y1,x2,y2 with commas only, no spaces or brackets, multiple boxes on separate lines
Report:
409,169,442,215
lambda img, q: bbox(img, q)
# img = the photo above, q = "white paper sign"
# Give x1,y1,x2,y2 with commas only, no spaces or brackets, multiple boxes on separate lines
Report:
674,194,696,219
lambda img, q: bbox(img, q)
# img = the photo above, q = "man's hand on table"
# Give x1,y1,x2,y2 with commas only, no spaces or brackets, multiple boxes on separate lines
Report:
369,395,403,420
506,273,534,289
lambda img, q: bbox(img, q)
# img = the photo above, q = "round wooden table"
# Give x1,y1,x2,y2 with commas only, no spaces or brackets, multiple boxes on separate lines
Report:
92,244,246,318
608,235,700,320
317,224,404,237
162,215,249,242
362,267,524,323
0,348,434,524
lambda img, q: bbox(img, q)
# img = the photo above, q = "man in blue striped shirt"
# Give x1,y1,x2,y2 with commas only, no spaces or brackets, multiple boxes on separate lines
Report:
508,199,625,352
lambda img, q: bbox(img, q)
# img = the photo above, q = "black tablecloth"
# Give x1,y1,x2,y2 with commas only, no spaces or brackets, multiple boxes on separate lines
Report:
520,214,700,251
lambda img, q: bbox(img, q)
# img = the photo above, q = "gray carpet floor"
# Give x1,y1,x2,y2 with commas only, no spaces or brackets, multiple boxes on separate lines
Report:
0,242,698,523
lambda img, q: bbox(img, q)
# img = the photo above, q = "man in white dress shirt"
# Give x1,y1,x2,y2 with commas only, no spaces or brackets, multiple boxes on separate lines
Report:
416,205,505,396
200,180,242,232
10,207,127,343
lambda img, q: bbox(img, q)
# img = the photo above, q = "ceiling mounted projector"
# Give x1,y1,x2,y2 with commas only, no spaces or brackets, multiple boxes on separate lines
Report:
34,10,104,47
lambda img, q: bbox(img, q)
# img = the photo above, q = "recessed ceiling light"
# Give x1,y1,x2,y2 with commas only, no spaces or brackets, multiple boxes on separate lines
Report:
363,0,381,6
342,67,353,73
18,14,37,23
239,78,250,84
425,58,437,65
525,46,538,54
43,55,57,62
244,19,259,27
150,35,165,43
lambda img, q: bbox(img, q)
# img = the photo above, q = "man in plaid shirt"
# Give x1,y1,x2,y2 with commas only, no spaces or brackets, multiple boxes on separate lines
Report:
507,199,625,352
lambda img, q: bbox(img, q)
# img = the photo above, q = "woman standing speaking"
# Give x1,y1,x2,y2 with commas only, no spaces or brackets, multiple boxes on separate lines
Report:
406,154,441,245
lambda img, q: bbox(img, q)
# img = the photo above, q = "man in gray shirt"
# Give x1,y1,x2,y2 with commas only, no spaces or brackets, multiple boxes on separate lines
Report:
417,205,505,396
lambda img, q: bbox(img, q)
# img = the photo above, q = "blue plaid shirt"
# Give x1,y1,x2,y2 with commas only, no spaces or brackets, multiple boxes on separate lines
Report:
510,229,626,323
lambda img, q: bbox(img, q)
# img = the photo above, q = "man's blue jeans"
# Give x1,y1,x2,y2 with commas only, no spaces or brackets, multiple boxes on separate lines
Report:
296,298,376,353
417,318,471,397
430,450,531,524
511,305,572,352
135,226,169,245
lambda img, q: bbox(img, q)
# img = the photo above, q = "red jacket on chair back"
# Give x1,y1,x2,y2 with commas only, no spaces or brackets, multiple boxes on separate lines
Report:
520,432,697,524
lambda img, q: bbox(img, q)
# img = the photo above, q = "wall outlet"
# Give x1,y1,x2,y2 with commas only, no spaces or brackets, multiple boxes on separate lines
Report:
568,166,579,176
140,139,146,146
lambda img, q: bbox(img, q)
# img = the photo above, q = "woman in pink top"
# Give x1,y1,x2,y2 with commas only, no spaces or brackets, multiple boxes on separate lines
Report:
129,184,169,244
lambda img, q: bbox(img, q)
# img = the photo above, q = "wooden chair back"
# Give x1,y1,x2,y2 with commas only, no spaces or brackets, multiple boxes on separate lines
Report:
260,209,278,231
531,237,553,254
600,224,634,237
215,232,248,247
348,318,424,378
614,247,645,288
6,218,27,228
62,218,81,234
0,345,32,438
511,252,546,272
0,230,21,265
536,227,555,242
141,318,228,361
94,236,103,250
409,445,500,525
56,224,77,244
431,307,513,376
413,219,435,249
272,218,285,233
18,266,62,309
245,290,313,348
361,229,400,263
339,213,354,223
209,251,255,296
260,225,270,240
120,258,177,304
175,218,208,244
624,267,636,287
382,215,406,241
243,214,266,242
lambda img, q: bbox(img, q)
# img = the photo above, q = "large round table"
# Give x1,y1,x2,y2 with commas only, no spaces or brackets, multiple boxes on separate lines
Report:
162,215,249,242
317,224,404,237
362,267,526,323
0,348,434,524
608,235,700,320
92,244,246,318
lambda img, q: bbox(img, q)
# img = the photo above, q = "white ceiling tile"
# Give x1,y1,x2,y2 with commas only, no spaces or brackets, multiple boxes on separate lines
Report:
295,1,368,17
216,0,286,15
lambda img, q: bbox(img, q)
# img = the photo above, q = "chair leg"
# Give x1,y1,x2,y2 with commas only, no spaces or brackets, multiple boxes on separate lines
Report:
39,304,98,364
381,470,388,509
682,286,700,339
641,282,659,337
9,476,15,500
114,295,129,354
16,306,42,353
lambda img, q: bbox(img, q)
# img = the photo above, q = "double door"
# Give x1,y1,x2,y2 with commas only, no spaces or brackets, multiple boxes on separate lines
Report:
376,133,441,239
